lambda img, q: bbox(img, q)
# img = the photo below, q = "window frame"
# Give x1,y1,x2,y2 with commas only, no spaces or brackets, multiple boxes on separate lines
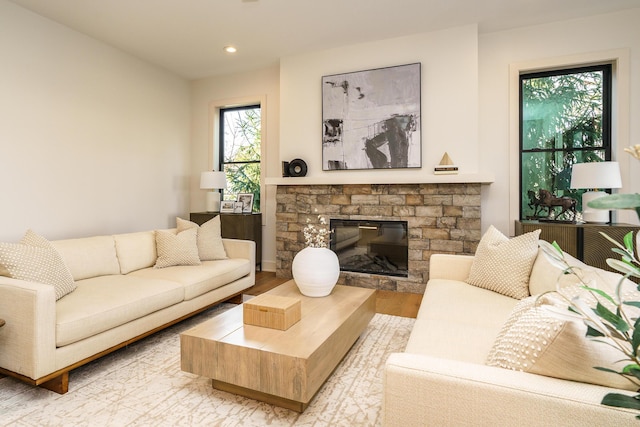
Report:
218,104,262,210
518,64,612,221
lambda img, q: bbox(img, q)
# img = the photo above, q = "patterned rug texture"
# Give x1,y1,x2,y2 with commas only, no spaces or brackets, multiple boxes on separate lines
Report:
0,303,414,426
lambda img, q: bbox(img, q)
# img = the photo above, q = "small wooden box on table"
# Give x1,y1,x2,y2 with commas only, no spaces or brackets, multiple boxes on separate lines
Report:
180,281,376,412
243,294,301,330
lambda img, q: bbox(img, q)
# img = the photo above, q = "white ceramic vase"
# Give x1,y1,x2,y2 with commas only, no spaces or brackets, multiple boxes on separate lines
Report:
292,247,340,297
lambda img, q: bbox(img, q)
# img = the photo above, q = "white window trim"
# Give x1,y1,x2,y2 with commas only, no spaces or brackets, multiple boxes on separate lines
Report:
508,49,631,234
209,95,267,225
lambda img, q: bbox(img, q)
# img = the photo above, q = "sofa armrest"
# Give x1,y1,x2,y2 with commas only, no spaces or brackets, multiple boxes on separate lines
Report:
428,254,474,281
222,238,255,264
0,277,57,380
222,238,256,281
383,353,635,427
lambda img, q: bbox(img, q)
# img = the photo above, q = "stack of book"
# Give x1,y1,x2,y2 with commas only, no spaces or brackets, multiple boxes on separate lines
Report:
434,152,458,175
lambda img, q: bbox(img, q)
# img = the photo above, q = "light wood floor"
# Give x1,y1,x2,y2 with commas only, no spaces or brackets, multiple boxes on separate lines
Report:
245,271,422,319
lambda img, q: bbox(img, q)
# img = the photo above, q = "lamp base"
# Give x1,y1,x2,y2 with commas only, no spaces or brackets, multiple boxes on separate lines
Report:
205,191,221,213
582,191,610,223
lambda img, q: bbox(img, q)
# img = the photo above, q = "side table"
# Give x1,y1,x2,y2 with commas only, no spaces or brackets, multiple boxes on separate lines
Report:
515,220,640,278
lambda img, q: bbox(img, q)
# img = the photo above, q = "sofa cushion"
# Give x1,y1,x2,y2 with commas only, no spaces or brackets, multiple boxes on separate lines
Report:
55,275,184,347
176,216,227,261
467,225,541,299
131,258,251,300
113,231,157,274
529,246,632,297
0,230,76,300
52,235,120,280
486,294,636,391
407,278,518,364
154,228,201,268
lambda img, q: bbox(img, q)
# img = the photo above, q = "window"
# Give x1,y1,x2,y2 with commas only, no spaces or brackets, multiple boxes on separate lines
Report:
219,105,261,212
519,64,611,220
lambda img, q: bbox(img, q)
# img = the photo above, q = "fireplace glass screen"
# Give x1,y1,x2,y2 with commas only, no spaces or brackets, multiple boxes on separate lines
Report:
330,219,408,277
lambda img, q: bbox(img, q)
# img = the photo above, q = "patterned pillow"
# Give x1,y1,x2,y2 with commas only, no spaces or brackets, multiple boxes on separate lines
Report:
176,216,227,261
0,229,76,300
486,293,636,391
466,225,541,299
154,228,201,268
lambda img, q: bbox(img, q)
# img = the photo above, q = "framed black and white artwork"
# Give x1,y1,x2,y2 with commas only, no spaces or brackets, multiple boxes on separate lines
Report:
322,63,421,171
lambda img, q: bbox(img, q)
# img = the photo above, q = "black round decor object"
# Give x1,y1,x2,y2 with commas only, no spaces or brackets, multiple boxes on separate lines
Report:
288,158,307,177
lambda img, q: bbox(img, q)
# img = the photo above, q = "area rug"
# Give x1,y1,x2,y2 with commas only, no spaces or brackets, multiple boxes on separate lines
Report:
0,303,415,426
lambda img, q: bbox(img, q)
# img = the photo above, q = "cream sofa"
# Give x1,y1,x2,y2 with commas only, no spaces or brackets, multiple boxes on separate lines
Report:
383,242,638,425
0,226,255,394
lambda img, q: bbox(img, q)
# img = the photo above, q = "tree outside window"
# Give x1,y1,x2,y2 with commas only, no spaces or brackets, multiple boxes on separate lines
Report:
520,65,611,220
219,105,261,212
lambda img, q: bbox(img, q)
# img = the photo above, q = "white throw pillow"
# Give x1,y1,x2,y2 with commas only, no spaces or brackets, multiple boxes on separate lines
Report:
113,231,157,274
176,216,227,261
0,229,76,300
466,225,541,299
154,228,201,268
486,292,636,391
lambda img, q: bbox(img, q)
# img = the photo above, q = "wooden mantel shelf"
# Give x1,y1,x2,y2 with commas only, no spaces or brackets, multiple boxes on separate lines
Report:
265,173,494,186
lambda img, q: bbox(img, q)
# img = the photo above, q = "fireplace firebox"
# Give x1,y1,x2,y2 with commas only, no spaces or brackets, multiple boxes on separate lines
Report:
330,219,408,277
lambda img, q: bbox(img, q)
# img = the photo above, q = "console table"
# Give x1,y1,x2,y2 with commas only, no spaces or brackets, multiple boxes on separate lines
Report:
515,220,640,276
190,212,262,270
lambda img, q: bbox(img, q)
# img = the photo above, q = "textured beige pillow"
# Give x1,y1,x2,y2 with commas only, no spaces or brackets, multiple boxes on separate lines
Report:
176,216,227,261
530,245,637,299
154,228,201,268
467,225,541,299
0,230,76,300
486,294,636,391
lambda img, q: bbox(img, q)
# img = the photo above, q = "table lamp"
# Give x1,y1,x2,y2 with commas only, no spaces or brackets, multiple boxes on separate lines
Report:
570,161,622,223
200,171,227,212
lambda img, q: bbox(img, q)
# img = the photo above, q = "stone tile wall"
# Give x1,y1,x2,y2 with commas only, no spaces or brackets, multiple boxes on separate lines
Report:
275,183,481,293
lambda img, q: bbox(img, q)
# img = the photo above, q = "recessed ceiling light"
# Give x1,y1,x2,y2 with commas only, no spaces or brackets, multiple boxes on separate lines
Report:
223,46,237,54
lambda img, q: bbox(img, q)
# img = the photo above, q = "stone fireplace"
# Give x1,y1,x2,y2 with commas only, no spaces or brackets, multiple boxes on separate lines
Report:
275,183,482,293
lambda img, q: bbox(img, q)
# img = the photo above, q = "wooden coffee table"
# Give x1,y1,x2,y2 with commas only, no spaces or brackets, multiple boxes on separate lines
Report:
180,280,376,411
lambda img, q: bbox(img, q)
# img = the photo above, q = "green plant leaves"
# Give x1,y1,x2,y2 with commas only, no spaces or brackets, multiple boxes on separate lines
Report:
601,393,640,412
589,194,640,210
594,302,629,333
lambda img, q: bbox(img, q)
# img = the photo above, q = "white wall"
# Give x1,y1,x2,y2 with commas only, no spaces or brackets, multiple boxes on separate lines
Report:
279,25,480,183
6,0,637,252
0,0,191,242
278,11,640,237
480,8,640,234
190,66,280,271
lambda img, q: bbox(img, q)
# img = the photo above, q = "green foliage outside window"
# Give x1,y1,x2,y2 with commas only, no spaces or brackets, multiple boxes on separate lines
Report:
220,106,261,212
520,65,610,220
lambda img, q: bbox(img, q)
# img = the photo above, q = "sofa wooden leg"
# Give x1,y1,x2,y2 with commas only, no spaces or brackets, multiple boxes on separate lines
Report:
40,372,69,394
227,294,244,304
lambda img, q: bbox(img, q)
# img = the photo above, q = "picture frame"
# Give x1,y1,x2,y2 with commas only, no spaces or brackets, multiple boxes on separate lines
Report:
237,193,254,213
322,63,421,171
220,200,235,213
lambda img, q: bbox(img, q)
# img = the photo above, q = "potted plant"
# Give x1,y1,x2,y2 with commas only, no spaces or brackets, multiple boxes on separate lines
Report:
539,236,640,418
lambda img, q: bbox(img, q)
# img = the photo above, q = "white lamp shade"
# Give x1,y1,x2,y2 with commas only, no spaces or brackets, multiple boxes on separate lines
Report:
570,161,622,223
570,161,622,190
200,171,227,190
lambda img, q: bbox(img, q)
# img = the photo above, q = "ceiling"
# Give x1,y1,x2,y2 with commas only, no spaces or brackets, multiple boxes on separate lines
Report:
9,0,640,80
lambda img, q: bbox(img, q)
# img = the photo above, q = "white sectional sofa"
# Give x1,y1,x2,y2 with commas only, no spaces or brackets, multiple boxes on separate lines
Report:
383,227,638,426
0,220,255,394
